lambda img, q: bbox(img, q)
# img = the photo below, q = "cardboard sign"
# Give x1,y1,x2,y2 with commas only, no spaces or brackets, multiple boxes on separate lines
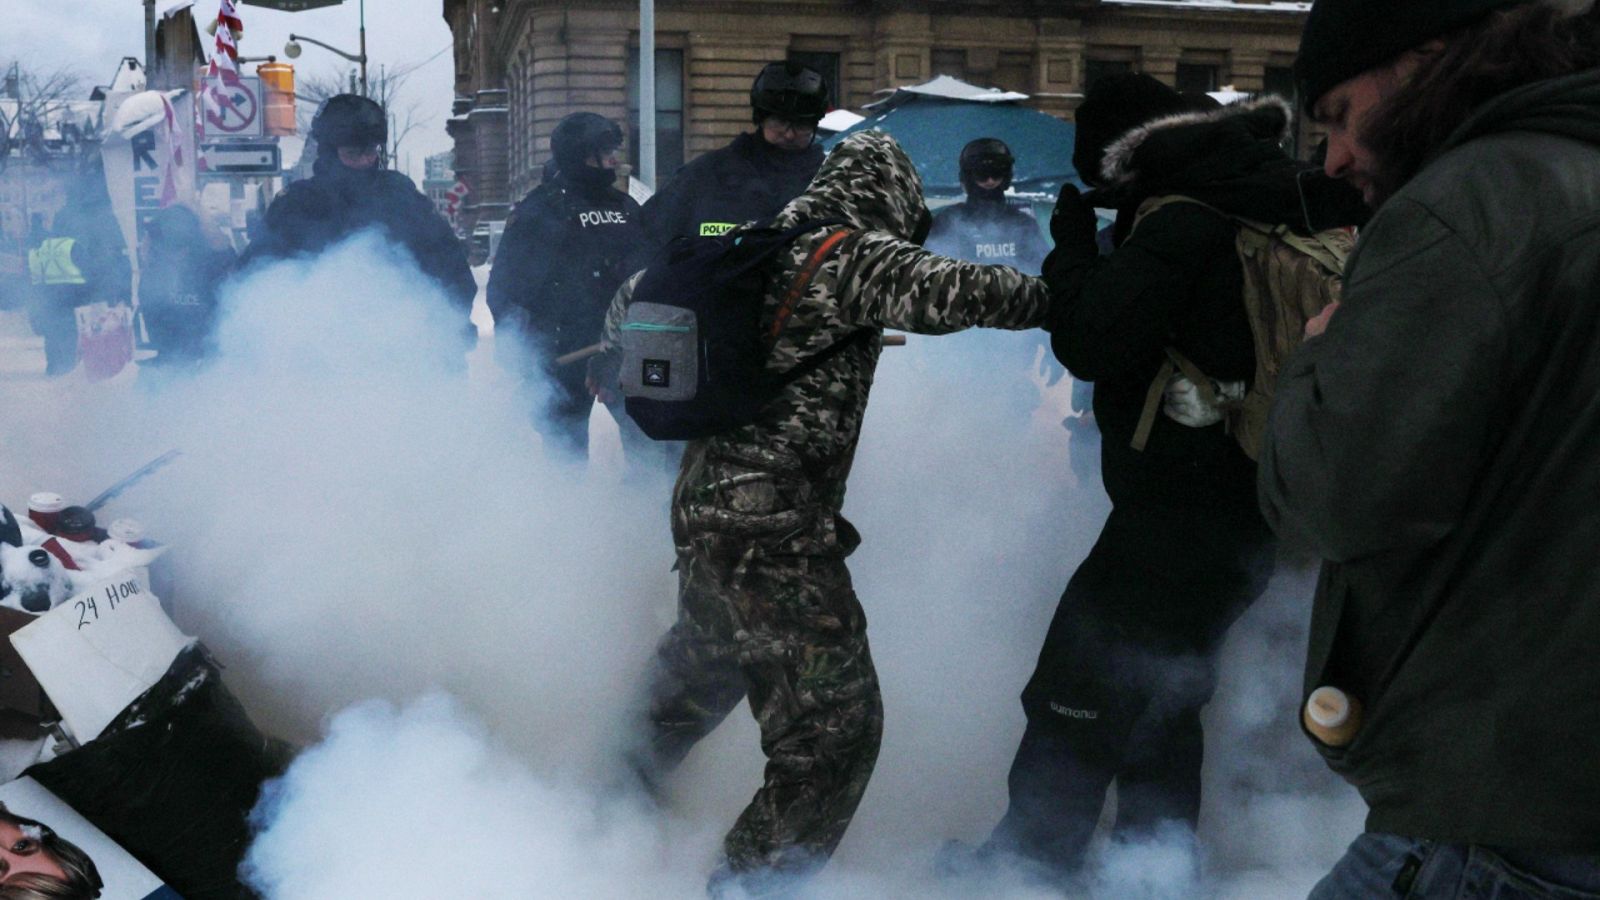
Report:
0,777,176,899
10,570,191,744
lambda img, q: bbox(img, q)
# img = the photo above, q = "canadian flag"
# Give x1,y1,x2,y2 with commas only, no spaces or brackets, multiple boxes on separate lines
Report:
446,180,471,217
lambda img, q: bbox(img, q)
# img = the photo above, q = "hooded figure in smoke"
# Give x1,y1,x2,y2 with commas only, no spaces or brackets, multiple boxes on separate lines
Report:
238,95,476,350
955,74,1366,885
487,112,648,458
923,138,1052,274
599,131,1050,896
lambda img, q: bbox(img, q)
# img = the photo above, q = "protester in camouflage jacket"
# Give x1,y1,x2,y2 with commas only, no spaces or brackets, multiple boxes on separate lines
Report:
601,130,1050,895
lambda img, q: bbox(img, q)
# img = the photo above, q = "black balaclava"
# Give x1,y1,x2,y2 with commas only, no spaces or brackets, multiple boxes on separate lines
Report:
550,111,624,191
959,138,1014,204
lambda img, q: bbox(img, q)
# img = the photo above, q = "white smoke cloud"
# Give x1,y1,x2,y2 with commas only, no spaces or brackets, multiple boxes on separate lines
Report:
0,234,1363,898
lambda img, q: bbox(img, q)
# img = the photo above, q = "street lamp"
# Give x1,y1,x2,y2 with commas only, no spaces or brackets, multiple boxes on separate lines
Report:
281,0,367,97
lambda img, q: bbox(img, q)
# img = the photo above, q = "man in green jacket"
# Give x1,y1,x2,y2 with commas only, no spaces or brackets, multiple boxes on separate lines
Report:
1260,1,1600,896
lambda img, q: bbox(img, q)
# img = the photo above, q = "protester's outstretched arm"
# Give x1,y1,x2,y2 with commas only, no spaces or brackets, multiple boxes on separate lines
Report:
834,232,1049,333
1258,197,1508,563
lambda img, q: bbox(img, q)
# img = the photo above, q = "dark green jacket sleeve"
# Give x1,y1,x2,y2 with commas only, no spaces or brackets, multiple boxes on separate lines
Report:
1258,197,1509,563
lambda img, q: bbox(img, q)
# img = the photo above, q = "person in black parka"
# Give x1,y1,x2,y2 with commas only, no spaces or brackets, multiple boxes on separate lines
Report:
639,62,829,250
487,112,647,458
239,95,476,352
966,74,1366,882
924,138,1051,275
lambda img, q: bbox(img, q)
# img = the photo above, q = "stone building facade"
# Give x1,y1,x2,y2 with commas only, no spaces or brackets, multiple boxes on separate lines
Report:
442,0,1312,235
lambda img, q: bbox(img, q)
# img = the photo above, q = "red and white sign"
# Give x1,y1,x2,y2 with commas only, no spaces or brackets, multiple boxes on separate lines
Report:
200,75,263,139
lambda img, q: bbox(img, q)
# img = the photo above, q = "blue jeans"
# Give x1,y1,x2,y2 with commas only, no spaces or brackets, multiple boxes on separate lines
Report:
1311,833,1600,899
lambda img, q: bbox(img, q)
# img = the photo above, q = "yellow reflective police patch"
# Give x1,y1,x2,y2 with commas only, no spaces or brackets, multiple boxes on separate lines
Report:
698,222,737,237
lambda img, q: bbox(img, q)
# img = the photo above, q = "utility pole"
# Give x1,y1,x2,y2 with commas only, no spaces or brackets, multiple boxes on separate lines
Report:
144,0,157,77
639,0,656,190
359,0,368,98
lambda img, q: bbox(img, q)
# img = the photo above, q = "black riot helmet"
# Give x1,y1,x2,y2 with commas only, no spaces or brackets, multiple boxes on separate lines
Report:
749,61,829,126
311,94,387,150
959,138,1015,200
550,112,623,183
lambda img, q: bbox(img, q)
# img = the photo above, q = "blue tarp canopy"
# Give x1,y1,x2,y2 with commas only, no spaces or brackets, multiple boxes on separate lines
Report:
822,91,1082,197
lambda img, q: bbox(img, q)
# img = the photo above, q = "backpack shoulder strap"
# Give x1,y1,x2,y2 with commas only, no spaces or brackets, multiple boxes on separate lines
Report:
769,226,854,340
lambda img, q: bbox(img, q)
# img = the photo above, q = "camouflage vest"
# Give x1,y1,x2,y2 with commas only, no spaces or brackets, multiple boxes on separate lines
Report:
1129,194,1353,460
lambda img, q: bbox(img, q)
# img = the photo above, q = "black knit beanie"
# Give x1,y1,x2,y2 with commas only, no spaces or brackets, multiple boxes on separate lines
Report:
1072,73,1190,187
1294,0,1531,115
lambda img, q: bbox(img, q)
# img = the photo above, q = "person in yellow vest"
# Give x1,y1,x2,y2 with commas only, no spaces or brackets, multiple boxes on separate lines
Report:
25,176,130,377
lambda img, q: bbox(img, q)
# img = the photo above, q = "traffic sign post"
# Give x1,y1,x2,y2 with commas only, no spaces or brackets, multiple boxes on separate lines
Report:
200,142,281,175
201,75,264,140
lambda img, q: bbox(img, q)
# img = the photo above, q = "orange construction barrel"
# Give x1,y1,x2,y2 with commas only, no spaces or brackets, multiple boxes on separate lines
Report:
258,62,297,137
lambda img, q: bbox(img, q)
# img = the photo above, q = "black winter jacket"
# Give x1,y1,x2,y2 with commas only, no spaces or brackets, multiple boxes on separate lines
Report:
924,198,1052,274
639,132,822,249
240,160,476,319
1047,97,1363,513
487,172,644,382
1259,69,1600,850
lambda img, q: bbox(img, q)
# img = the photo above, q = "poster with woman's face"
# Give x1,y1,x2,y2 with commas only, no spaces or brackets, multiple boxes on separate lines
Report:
0,777,173,900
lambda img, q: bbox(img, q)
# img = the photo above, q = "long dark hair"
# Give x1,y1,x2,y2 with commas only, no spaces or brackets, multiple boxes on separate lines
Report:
1364,0,1600,202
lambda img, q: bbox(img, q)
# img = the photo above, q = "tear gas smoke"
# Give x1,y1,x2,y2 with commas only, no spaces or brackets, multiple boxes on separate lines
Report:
0,232,1363,897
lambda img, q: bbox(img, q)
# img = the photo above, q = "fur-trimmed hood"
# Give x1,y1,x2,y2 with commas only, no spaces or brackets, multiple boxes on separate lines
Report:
1086,94,1365,232
1099,95,1295,187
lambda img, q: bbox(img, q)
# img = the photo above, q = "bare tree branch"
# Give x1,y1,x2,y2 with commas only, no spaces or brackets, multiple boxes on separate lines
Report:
0,62,90,170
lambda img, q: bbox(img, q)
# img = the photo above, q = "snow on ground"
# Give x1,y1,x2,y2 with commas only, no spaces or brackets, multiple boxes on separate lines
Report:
0,234,1361,898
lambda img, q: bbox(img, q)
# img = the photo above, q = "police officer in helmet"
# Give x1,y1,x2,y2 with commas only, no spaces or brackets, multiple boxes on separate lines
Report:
488,111,648,459
239,93,476,353
924,137,1051,274
639,61,830,249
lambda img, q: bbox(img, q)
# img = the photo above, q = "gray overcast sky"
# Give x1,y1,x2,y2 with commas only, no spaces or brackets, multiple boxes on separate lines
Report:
12,0,457,182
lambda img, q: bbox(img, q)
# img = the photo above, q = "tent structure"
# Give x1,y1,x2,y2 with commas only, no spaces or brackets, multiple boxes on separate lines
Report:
822,76,1081,197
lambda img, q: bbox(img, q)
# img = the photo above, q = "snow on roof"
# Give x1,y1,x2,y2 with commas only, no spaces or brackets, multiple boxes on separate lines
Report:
1104,0,1312,11
867,75,1030,109
818,109,865,134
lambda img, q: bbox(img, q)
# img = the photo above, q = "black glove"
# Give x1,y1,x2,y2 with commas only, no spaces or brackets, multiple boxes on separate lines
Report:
1049,183,1099,253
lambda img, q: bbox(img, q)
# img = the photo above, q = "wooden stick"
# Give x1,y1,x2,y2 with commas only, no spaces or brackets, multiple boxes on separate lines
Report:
556,333,907,367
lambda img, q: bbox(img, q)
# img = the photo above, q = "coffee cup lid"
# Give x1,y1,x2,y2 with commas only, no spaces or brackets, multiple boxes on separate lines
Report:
28,493,65,513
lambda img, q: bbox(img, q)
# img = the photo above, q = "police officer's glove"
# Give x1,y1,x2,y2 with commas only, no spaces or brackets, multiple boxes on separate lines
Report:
1049,183,1099,255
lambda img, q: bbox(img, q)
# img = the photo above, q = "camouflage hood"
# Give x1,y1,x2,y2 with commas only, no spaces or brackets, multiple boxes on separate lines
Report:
776,131,930,240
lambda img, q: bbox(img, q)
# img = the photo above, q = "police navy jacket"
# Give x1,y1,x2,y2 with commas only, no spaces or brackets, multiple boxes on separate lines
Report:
639,132,823,248
240,157,476,321
487,170,644,381
924,199,1051,275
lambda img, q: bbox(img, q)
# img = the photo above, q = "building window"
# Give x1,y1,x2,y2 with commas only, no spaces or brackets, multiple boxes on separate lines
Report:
787,50,840,110
627,47,685,179
1083,58,1133,90
995,51,1034,94
931,49,967,81
1176,62,1219,94
1264,66,1296,104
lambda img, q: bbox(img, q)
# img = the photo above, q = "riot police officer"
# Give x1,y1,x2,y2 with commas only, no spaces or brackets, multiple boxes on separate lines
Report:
925,138,1051,274
639,61,830,248
487,112,647,458
240,94,476,347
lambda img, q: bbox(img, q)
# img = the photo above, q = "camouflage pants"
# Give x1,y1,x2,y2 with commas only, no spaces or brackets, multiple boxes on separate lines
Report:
638,443,884,886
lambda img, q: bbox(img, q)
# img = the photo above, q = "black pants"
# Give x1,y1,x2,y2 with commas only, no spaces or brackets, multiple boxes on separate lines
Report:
29,296,78,375
987,502,1275,877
